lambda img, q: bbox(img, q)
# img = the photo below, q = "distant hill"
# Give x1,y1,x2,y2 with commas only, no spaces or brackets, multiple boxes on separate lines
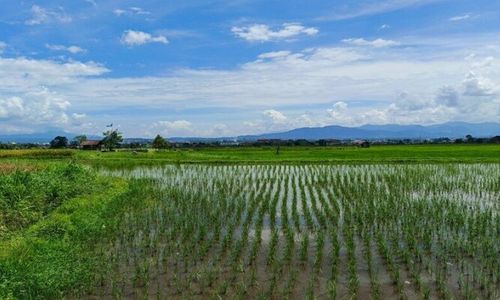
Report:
237,122,500,141
1,122,498,143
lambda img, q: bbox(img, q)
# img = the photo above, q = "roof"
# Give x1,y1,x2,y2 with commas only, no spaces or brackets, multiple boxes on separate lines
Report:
81,140,101,146
353,140,369,144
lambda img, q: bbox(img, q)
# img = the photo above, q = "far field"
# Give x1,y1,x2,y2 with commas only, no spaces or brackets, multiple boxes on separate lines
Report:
0,144,499,166
0,144,499,299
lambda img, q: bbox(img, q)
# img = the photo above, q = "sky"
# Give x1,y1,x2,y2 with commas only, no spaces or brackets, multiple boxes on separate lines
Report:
0,0,499,137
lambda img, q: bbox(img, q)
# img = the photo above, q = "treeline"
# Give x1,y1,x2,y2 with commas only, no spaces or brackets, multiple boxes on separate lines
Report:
1,134,498,150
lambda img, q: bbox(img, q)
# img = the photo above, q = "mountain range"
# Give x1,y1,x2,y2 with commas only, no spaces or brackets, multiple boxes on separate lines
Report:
237,122,500,141
0,122,499,143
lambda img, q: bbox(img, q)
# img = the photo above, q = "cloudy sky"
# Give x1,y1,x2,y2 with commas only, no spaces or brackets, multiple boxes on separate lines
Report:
0,0,499,137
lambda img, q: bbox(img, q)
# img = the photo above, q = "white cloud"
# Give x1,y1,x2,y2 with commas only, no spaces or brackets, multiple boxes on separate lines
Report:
0,56,108,92
25,5,72,25
327,101,348,115
113,7,151,16
232,23,318,42
46,44,86,54
327,102,353,124
0,87,85,132
258,51,292,59
150,120,193,136
319,0,443,21
1,34,499,135
449,14,471,22
342,38,400,48
0,97,24,119
121,30,168,46
263,109,288,124
0,42,6,54
210,123,230,136
379,24,391,30
462,72,495,96
72,113,87,120
322,69,500,126
113,9,127,16
129,7,151,15
61,43,498,128
435,86,459,107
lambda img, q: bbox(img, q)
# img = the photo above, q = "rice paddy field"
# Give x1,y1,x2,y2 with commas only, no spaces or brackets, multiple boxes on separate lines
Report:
0,146,499,299
95,164,499,299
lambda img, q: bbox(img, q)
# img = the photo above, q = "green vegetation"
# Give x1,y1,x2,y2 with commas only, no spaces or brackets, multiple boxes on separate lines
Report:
93,164,499,299
0,146,498,299
101,129,123,151
0,164,94,237
1,144,499,166
152,134,170,149
0,164,161,299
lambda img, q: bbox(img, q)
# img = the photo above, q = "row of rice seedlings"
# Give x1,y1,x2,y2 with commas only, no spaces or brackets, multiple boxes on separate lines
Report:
96,163,499,298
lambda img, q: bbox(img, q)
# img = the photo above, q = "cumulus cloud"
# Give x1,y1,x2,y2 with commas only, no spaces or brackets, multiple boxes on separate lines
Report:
1,33,499,135
121,30,168,46
0,88,87,133
57,44,498,134
342,38,400,48
322,69,500,126
462,72,495,96
46,44,86,54
231,23,318,42
0,56,108,134
327,102,354,124
263,109,288,124
0,56,108,92
25,5,72,25
327,101,348,116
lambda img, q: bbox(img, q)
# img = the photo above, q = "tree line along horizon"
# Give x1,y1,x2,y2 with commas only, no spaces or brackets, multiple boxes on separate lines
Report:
1,130,497,151
49,130,170,151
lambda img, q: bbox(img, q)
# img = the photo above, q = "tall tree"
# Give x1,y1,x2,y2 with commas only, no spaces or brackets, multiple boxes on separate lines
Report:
50,136,68,148
102,130,123,151
152,134,169,149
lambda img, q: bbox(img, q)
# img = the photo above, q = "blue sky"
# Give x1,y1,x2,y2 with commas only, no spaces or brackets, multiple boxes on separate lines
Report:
0,0,499,137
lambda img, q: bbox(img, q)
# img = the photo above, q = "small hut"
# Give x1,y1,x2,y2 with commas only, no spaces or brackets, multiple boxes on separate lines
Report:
80,140,102,150
353,140,370,148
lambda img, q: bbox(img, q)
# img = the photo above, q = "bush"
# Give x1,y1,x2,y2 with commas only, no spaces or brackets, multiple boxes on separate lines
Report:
0,163,95,236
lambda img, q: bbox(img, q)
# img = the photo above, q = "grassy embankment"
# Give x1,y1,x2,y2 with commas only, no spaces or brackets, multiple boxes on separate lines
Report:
0,163,160,299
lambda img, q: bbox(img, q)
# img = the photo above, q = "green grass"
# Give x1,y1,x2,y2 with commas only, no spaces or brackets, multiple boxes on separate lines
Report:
0,164,95,237
83,144,500,167
2,144,497,167
0,164,162,299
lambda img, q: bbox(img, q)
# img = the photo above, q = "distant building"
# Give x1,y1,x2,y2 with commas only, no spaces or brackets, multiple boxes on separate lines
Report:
80,140,102,150
353,140,370,148
318,139,342,146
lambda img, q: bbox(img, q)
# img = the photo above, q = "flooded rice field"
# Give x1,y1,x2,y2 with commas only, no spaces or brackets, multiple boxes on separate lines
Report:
95,164,499,299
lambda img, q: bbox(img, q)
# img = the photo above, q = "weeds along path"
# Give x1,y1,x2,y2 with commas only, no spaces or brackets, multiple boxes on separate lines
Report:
94,164,499,299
